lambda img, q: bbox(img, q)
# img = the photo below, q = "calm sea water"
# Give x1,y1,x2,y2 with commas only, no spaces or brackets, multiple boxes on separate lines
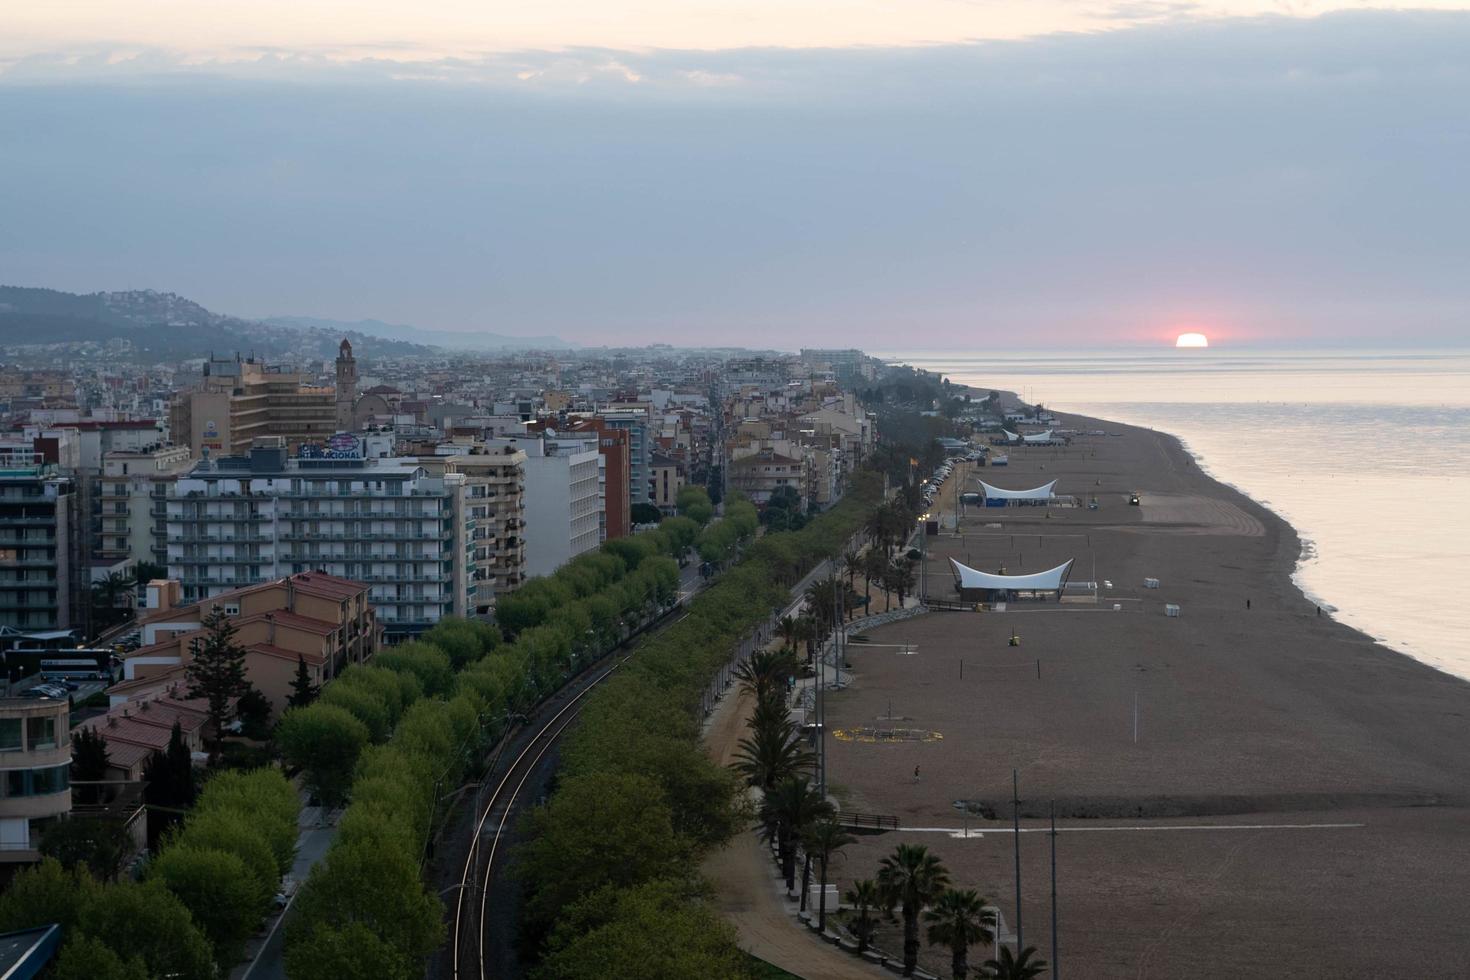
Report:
876,349,1470,680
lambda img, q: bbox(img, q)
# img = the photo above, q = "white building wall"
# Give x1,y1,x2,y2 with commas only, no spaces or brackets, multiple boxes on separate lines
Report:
521,447,602,579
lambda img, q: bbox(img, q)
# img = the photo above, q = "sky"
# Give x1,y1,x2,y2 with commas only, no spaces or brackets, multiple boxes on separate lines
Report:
1,2,1468,349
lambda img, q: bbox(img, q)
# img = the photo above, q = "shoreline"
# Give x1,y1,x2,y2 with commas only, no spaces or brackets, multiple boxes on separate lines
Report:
948,378,1457,682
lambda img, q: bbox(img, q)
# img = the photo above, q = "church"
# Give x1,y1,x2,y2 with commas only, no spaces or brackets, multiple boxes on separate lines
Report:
335,338,392,431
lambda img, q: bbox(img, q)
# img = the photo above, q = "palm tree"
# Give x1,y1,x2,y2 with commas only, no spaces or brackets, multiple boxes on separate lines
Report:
878,842,952,976
844,878,882,954
842,550,863,597
864,507,890,553
982,945,1048,979
734,648,794,703
733,718,814,791
760,776,834,891
90,570,135,630
886,560,918,608
925,888,996,980
776,615,801,655
801,817,855,932
864,549,888,610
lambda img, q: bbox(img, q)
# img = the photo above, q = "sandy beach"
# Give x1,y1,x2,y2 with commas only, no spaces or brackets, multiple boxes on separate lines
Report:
823,409,1470,978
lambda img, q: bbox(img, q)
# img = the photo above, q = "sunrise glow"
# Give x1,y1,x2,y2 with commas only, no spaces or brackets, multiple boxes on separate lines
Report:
1175,332,1210,348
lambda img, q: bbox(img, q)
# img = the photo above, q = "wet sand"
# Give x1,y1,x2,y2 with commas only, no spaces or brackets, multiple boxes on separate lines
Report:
826,412,1470,978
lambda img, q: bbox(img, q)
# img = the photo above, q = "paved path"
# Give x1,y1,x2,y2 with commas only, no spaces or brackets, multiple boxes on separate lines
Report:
701,685,884,980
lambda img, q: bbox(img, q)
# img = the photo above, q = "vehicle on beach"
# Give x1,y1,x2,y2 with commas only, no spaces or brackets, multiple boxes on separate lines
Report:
1129,491,1141,506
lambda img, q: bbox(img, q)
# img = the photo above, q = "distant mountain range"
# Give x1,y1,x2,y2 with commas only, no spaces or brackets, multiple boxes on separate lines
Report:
0,286,566,363
262,315,574,352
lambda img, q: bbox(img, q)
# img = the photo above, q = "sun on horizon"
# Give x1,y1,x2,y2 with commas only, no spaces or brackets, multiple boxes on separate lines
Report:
1175,332,1210,348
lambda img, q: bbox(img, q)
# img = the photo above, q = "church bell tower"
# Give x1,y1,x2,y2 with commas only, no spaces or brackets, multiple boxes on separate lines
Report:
335,338,357,429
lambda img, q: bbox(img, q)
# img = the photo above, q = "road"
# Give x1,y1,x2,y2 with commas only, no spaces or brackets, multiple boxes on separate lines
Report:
232,806,339,980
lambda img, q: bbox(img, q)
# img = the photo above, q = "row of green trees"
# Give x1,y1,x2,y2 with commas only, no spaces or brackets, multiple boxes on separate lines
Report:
281,509,734,978
0,768,298,979
517,473,884,977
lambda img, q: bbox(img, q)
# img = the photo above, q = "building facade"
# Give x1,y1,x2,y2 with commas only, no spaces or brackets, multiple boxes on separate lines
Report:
423,447,527,615
97,444,193,567
0,455,82,633
165,443,469,634
501,437,600,579
169,355,336,457
0,697,70,865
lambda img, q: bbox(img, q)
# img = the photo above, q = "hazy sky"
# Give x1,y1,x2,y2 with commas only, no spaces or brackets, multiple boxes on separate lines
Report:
2,2,1468,348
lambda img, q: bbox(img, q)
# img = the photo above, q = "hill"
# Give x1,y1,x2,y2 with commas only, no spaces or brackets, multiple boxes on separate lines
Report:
0,286,436,362
261,315,574,351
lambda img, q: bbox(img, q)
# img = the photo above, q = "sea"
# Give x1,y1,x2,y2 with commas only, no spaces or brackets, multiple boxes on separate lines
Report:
876,349,1470,681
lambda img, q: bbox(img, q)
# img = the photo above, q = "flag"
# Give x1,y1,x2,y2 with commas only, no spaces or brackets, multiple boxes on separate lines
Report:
909,457,918,467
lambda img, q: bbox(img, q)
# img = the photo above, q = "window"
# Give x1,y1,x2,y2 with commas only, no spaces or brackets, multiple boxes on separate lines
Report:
25,716,55,750
0,719,20,752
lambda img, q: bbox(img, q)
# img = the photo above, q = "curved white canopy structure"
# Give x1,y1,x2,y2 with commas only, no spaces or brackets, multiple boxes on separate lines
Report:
979,479,1056,501
1001,429,1020,442
1021,429,1055,444
949,557,1074,592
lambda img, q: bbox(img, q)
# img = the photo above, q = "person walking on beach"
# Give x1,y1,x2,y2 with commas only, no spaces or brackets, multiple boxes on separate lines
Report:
913,765,921,784
1246,598,1251,610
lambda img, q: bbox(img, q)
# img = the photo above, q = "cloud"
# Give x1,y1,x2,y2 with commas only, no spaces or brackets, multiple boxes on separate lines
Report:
1,10,1467,347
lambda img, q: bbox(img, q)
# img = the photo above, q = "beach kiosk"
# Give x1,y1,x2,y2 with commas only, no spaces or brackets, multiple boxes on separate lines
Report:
979,479,1057,508
948,557,1075,603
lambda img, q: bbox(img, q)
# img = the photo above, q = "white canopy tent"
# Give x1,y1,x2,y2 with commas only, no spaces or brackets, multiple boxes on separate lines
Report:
1021,429,1055,444
948,557,1074,594
979,479,1057,501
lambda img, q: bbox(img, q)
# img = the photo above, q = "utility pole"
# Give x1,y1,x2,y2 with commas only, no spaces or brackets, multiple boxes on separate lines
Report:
1050,801,1059,978
1013,768,1023,953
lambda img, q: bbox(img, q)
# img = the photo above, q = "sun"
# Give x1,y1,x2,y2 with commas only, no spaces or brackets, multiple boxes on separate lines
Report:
1175,332,1209,348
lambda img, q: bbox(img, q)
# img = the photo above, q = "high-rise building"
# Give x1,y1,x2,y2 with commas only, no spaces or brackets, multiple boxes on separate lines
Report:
168,354,336,456
165,443,470,637
0,453,82,633
97,444,194,567
564,419,631,540
420,446,527,615
489,436,600,579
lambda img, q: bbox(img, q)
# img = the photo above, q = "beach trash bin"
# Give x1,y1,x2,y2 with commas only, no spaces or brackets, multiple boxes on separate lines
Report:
1165,603,1181,617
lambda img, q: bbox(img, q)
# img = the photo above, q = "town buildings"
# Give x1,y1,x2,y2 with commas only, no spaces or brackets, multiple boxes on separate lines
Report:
168,354,337,456
97,443,193,567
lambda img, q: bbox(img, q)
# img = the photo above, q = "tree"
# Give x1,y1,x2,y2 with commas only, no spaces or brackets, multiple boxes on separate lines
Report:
286,921,410,980
149,845,266,968
142,722,196,847
844,878,882,954
287,837,445,975
801,817,855,931
925,888,996,980
276,703,370,809
77,878,216,980
733,716,814,792
0,857,100,935
70,727,111,804
39,816,131,881
519,771,691,923
732,648,794,704
842,549,863,595
53,937,149,980
194,768,299,875
235,685,273,740
175,807,281,912
90,571,135,630
864,549,890,610
185,607,252,760
983,945,1049,980
132,561,167,587
536,879,748,980
289,653,319,707
885,560,917,608
878,843,952,977
759,775,833,892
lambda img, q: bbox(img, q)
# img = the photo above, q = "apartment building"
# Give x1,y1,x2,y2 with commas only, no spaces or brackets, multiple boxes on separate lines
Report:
421,445,527,615
728,448,809,506
165,442,469,635
107,571,379,715
168,354,336,456
595,411,652,506
96,443,193,566
0,454,83,633
0,696,70,864
490,436,600,579
649,454,683,514
564,419,631,540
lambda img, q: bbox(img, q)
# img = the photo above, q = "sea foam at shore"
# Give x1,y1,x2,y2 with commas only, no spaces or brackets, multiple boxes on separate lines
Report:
878,348,1470,681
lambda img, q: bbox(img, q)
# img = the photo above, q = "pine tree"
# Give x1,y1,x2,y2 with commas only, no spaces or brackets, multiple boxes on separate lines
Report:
70,728,111,804
143,722,197,848
186,609,252,761
288,655,319,708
